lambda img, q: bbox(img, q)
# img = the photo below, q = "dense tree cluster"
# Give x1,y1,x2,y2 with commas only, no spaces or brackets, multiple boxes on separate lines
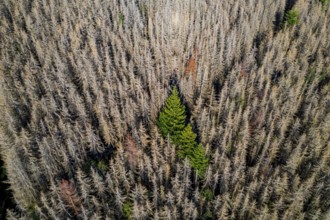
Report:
158,86,208,177
0,0,329,219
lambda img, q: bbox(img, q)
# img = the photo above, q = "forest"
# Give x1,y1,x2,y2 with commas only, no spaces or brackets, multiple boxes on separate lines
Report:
0,0,329,219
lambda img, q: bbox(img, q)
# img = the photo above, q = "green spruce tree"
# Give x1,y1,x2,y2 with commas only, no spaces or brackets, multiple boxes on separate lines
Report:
190,144,209,177
285,9,299,27
157,86,209,178
177,124,197,159
157,86,186,143
177,125,208,177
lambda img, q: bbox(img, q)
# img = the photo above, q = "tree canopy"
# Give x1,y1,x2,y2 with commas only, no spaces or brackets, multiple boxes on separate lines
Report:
157,86,186,143
157,86,208,177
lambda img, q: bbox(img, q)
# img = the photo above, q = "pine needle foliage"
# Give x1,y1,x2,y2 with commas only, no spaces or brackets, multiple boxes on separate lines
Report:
285,9,300,26
319,0,329,5
177,125,208,177
177,124,197,159
123,201,132,219
158,88,208,177
157,86,186,143
189,144,209,177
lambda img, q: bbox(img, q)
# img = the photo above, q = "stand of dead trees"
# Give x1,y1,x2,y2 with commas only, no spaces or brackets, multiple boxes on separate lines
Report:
0,0,329,219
